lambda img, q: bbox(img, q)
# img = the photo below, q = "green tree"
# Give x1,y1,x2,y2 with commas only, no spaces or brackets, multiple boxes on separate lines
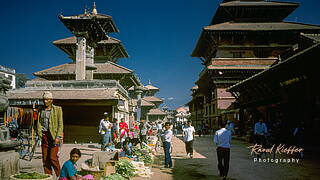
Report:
15,73,29,88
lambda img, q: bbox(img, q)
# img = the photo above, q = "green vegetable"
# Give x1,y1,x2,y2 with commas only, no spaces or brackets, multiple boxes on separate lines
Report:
141,154,153,165
115,159,136,178
102,173,126,180
14,172,49,179
131,146,153,165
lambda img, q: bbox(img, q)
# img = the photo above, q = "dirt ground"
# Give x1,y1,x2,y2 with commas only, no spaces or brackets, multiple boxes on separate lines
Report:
133,134,320,180
19,134,320,180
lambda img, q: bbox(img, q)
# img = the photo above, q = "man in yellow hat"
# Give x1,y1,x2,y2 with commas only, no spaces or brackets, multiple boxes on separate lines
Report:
36,91,63,176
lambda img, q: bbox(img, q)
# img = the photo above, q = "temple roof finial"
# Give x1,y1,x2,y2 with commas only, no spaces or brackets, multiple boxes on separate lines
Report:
92,2,98,15
84,5,88,15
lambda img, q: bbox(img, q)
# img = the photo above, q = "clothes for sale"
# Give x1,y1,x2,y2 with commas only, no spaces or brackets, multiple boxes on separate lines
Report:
183,126,195,142
5,107,19,125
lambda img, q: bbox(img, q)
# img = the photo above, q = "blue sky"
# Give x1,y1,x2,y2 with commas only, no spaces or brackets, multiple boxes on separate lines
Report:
1,0,319,109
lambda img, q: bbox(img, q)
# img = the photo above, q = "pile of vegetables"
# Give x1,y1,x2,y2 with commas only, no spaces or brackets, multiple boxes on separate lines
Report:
132,146,153,166
14,172,49,179
115,159,136,178
102,173,127,180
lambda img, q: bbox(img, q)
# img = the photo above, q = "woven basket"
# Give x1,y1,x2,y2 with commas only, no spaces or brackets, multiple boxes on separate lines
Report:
9,174,53,180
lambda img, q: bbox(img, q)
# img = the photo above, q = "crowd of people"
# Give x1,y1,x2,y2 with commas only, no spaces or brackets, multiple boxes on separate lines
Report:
98,113,167,155
23,91,306,180
34,91,172,179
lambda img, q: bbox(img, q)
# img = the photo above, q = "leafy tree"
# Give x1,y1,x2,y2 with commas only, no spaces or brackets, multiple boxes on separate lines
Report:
15,73,29,88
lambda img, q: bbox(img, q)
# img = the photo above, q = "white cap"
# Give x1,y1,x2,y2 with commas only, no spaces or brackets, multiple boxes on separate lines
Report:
103,112,108,115
43,91,53,99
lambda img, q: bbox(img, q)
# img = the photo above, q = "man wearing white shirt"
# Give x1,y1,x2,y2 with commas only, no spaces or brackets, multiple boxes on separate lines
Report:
183,121,195,158
99,112,113,151
214,121,232,180
161,122,173,168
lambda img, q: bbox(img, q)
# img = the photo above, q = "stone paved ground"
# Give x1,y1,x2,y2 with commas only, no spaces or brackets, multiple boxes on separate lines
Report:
20,134,320,180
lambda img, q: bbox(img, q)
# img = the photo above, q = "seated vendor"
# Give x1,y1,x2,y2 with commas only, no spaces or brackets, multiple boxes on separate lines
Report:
123,137,133,156
59,148,82,180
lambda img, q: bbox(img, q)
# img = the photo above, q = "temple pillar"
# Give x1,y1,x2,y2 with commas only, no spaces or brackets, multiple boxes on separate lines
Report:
135,87,143,123
85,46,95,80
76,37,86,80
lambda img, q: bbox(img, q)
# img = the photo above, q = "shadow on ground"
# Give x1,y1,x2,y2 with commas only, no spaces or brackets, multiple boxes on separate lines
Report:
169,135,237,180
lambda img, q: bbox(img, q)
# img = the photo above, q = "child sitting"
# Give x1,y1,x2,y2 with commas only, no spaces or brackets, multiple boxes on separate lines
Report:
59,148,82,180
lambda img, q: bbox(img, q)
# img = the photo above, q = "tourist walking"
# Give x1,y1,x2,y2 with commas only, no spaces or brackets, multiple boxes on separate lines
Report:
99,112,113,151
161,122,173,169
183,121,195,158
254,118,268,144
254,118,268,158
36,91,63,176
197,123,203,137
214,121,232,180
156,121,163,135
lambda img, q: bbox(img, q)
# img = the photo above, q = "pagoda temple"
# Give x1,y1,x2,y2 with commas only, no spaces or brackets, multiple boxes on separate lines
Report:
227,33,320,145
188,0,320,129
7,4,142,143
129,82,166,123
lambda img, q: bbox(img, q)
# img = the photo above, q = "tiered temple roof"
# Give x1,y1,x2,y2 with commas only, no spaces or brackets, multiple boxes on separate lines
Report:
53,36,128,63
8,79,128,106
9,4,141,105
34,62,133,77
131,99,155,107
205,58,276,70
211,0,299,24
142,96,163,103
32,62,140,89
192,22,320,58
58,10,118,45
8,88,118,100
204,22,320,31
144,84,160,91
147,108,166,115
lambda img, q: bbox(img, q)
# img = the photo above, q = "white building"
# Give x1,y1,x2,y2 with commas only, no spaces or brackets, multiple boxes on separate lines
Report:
0,65,16,89
175,106,190,124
